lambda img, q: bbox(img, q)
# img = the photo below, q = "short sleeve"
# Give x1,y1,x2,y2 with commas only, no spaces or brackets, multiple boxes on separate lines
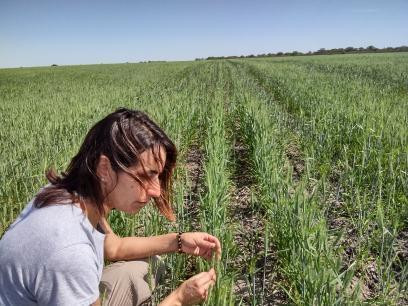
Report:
35,244,101,306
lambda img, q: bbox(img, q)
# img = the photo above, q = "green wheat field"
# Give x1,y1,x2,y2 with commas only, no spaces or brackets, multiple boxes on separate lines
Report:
1,53,407,305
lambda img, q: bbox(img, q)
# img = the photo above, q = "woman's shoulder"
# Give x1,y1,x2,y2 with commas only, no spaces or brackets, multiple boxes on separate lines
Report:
2,199,101,251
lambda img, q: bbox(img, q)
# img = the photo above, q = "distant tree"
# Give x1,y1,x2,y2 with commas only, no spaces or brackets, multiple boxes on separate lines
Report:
367,45,377,51
332,48,343,54
51,64,58,67
204,45,407,61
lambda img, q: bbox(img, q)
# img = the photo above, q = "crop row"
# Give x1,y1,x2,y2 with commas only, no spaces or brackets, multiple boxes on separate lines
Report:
229,56,407,303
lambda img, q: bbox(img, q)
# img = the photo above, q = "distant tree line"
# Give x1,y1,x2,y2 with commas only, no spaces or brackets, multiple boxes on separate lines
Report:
197,45,408,61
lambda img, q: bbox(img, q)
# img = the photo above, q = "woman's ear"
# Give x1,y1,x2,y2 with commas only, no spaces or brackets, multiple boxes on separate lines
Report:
96,155,115,186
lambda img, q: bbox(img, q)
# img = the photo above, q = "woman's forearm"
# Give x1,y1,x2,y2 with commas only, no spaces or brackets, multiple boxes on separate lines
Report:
159,291,183,306
105,233,179,261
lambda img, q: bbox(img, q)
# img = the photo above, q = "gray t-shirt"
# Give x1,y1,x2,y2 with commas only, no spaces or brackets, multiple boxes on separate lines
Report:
0,200,105,305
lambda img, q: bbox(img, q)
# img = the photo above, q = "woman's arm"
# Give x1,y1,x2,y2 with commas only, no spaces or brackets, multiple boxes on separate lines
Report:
100,217,178,261
100,217,221,261
107,233,179,261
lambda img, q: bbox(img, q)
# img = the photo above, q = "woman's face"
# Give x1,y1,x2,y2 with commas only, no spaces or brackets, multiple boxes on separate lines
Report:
102,146,166,214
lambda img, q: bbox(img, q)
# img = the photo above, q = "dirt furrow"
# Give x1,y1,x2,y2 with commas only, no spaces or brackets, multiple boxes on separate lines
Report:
181,146,205,279
183,146,204,231
230,140,287,305
285,142,305,183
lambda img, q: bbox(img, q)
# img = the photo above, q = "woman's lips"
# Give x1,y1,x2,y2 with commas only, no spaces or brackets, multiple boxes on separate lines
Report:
134,200,148,206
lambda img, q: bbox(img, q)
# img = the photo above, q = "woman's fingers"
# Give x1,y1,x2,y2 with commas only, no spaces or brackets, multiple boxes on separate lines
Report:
200,240,217,250
195,268,216,287
208,267,216,280
204,249,212,260
205,235,222,259
177,268,216,303
182,232,222,260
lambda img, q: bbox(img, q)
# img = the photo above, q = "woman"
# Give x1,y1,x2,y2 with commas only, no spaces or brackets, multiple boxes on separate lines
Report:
0,108,221,305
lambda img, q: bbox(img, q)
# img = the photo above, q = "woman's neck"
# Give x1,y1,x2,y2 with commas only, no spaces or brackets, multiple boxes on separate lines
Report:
78,199,112,228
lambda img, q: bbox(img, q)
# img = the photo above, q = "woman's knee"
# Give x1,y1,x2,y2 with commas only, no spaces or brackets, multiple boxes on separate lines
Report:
100,259,152,306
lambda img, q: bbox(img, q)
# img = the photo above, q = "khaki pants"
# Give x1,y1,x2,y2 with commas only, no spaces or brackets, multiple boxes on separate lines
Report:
99,256,164,306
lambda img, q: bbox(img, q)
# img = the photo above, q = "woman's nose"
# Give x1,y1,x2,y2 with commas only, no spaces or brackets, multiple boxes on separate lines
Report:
146,179,161,198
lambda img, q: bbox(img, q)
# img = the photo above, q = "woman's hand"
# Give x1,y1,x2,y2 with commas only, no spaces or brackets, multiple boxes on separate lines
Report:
159,268,216,306
180,232,222,260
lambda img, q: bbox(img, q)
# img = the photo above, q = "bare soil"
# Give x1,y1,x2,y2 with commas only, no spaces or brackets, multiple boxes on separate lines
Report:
285,142,304,182
395,227,408,305
395,228,408,271
230,142,287,305
184,146,205,231
182,146,205,279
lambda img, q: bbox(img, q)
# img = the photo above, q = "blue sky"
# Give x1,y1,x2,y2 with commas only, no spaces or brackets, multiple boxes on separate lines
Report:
0,0,407,68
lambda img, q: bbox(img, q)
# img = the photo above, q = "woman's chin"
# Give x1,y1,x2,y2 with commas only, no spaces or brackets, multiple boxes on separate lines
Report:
129,202,147,213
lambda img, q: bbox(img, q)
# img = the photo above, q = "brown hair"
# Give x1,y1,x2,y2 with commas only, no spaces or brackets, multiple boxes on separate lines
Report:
34,108,177,221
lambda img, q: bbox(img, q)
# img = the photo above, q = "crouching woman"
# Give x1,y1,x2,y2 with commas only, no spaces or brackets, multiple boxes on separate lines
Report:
0,108,221,306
